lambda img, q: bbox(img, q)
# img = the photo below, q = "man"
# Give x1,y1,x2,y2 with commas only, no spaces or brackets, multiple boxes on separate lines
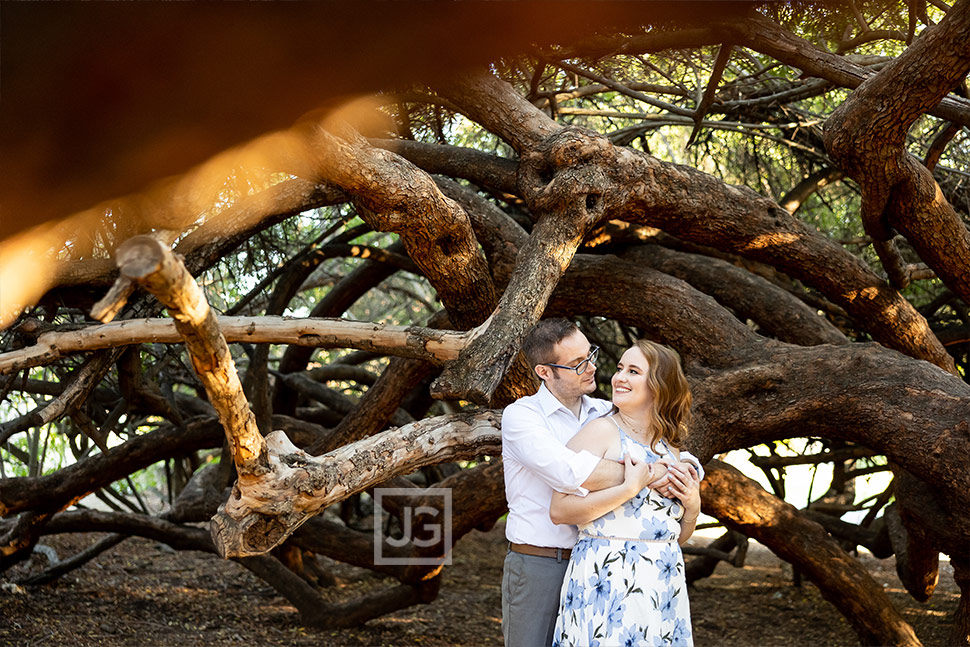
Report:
501,319,703,647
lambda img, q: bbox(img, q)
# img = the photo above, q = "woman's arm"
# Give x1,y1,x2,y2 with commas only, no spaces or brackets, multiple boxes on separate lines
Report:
550,453,655,525
549,417,665,525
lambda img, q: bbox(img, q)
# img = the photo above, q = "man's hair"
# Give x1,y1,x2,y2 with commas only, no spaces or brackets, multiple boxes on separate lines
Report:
522,318,580,370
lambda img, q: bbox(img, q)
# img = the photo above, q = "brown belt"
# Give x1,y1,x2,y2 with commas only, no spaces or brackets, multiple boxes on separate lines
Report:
509,542,571,560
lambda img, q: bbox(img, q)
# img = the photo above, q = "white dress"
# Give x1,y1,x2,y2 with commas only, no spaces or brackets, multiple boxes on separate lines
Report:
553,421,693,647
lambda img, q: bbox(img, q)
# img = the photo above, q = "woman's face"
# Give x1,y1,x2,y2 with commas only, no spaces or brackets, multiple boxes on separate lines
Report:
612,346,653,410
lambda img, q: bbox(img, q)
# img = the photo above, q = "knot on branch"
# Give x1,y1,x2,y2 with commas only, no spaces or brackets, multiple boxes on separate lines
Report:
518,127,619,220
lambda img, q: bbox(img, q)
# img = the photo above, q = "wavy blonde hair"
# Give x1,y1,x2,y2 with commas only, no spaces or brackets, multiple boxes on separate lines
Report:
634,339,692,449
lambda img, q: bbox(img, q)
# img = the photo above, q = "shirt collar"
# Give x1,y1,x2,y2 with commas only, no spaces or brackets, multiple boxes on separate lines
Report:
536,382,602,419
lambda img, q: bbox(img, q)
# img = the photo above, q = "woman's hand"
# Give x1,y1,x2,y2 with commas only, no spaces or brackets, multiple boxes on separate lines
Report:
665,462,701,520
622,453,654,497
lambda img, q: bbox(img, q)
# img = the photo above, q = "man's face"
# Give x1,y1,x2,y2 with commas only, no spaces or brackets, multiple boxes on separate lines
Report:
538,330,598,400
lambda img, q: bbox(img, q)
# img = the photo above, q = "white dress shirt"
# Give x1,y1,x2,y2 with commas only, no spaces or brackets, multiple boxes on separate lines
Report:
502,384,708,549
502,383,613,549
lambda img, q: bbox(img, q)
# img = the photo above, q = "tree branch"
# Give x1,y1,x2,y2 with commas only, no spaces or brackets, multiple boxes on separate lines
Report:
702,460,920,645
825,0,970,303
209,410,501,558
0,315,477,375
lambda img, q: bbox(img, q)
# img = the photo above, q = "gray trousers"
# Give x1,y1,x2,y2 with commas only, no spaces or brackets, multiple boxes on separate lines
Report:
502,549,570,647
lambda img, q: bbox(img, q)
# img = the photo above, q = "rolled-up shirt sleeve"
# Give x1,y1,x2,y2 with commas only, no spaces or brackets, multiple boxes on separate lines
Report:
502,404,600,496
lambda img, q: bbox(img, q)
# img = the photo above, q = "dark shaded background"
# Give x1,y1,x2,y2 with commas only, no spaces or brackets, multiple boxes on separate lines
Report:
0,2,753,241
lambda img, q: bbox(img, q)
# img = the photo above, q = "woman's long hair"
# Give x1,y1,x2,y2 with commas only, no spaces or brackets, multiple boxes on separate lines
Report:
635,339,692,449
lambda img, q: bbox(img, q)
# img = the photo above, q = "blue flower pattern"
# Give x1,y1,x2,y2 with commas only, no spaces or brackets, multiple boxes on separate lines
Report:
553,428,693,647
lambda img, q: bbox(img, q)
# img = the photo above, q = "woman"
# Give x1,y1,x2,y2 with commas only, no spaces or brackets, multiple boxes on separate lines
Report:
550,339,701,647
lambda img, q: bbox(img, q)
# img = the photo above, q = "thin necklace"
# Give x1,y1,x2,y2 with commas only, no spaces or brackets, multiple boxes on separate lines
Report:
615,411,652,441
614,411,669,455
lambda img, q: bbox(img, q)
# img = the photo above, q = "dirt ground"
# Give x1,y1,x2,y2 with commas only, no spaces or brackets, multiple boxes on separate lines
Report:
0,521,961,647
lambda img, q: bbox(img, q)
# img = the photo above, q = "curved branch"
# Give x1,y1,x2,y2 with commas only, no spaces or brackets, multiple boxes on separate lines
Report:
778,167,846,214
619,245,848,347
0,417,225,518
701,460,920,646
689,344,970,527
309,125,497,330
437,68,562,153
825,0,970,303
0,351,116,444
370,138,518,196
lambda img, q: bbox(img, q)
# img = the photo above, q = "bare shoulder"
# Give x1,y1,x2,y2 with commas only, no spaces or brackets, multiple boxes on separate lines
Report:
565,416,619,454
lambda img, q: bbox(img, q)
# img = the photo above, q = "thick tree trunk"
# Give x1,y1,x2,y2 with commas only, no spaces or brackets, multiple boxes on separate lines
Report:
951,560,970,646
702,460,921,646
824,0,970,303
442,69,955,376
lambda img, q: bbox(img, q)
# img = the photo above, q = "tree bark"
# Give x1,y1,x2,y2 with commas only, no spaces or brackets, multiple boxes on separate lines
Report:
0,417,224,518
307,125,496,331
209,410,501,558
620,245,848,347
701,460,920,646
0,315,475,375
112,235,268,475
825,0,970,304
442,69,955,377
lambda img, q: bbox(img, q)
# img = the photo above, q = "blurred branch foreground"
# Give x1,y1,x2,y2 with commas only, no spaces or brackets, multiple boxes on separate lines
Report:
2,2,970,644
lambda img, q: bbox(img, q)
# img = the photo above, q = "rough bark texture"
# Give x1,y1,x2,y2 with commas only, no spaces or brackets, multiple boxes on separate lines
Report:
308,126,496,331
4,5,970,642
701,460,920,646
111,236,269,476
210,410,501,558
0,316,473,374
443,69,955,377
620,245,848,347
825,0,970,303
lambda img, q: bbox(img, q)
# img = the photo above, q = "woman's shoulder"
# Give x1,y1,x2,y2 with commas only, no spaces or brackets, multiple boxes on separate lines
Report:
582,414,620,436
566,416,620,451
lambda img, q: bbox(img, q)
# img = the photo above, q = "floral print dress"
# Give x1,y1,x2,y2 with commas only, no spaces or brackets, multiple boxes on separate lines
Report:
553,422,693,647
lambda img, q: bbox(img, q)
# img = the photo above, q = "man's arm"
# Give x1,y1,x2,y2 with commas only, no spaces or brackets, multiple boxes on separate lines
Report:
551,454,656,525
502,404,602,496
580,458,624,491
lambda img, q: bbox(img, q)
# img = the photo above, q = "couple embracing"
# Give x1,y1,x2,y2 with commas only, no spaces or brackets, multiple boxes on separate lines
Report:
501,319,703,647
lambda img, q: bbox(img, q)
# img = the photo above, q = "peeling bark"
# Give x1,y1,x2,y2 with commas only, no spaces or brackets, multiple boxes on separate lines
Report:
210,410,501,558
109,236,267,476
0,315,475,375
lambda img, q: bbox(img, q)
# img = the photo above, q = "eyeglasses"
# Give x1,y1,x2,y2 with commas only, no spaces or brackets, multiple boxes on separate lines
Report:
543,346,599,375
